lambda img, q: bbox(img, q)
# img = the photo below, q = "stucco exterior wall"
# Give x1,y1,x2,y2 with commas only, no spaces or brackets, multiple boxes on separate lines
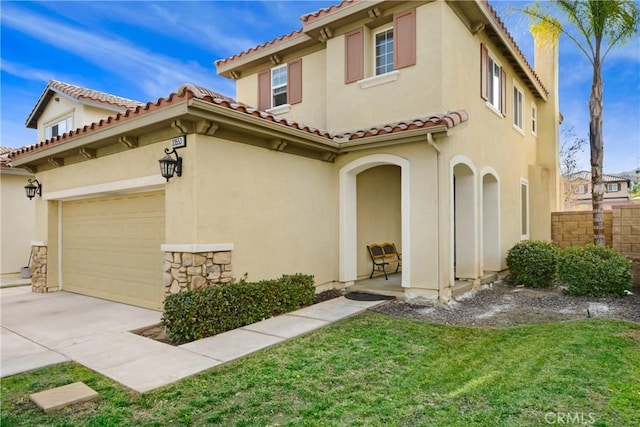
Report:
0,171,36,273
325,1,445,132
166,134,339,286
236,49,328,130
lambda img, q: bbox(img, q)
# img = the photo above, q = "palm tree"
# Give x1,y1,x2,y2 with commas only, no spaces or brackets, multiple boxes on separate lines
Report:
520,0,639,245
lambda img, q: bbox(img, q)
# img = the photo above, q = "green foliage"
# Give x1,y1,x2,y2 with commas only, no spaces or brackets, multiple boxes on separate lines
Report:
506,240,559,288
558,244,632,296
162,274,315,344
3,318,639,426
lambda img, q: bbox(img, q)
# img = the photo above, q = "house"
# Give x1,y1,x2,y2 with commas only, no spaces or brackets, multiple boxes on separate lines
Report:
10,0,561,309
564,171,632,211
0,147,35,275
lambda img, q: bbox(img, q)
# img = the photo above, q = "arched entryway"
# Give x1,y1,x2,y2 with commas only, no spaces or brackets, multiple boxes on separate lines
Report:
451,157,477,280
339,154,410,288
481,169,501,272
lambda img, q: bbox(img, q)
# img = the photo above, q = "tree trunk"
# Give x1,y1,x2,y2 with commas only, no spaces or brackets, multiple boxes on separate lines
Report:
589,59,605,246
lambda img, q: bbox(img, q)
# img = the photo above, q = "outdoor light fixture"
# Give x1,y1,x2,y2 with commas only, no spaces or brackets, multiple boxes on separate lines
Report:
158,148,182,182
24,179,42,200
158,135,186,182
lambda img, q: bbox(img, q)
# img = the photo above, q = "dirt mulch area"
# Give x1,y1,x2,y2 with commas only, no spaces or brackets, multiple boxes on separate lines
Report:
372,280,640,327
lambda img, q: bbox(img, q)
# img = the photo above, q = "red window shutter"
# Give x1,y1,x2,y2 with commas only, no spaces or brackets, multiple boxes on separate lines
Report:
345,28,364,83
288,59,302,104
480,43,488,100
500,68,507,116
258,69,271,110
394,8,416,69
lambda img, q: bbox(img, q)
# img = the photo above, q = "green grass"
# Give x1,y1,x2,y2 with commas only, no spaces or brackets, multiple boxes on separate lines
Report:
2,314,639,426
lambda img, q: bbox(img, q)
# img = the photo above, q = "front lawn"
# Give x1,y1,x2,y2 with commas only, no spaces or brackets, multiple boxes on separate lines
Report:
2,314,639,426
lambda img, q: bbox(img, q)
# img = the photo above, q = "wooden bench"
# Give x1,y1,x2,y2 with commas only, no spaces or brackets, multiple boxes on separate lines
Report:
367,242,402,280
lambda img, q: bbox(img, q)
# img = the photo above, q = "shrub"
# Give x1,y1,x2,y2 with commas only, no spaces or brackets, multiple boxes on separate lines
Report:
558,245,632,297
161,274,315,344
506,240,559,288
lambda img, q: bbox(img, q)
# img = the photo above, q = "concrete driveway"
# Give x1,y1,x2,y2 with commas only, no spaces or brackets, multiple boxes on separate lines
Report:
0,287,219,392
1,286,387,393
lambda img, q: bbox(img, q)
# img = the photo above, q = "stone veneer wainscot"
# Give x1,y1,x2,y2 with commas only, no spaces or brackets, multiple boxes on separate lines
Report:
161,244,234,295
30,242,48,293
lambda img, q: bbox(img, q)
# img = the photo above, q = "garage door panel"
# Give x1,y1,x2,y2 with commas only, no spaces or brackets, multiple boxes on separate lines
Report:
63,191,165,309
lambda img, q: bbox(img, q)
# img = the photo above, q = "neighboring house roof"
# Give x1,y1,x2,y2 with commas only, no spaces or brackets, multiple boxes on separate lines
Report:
25,80,145,129
0,146,34,175
10,83,468,161
566,171,631,185
215,0,547,98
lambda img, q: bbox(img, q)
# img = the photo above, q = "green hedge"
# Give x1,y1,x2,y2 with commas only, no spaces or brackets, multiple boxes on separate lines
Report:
506,240,559,288
557,245,632,297
162,274,315,344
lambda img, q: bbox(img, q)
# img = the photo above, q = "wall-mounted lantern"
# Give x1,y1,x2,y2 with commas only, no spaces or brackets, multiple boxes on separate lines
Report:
24,179,42,200
158,136,186,182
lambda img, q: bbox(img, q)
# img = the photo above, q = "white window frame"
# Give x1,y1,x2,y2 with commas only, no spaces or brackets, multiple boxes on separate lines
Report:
45,116,73,139
270,64,288,108
486,54,503,115
513,83,524,133
520,179,529,240
531,102,537,136
373,26,394,76
606,183,619,192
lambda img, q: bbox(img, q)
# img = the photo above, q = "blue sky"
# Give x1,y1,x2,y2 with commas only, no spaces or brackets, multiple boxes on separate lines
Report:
1,0,639,173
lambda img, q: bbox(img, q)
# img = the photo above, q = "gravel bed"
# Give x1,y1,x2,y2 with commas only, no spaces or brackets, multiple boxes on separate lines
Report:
371,281,640,327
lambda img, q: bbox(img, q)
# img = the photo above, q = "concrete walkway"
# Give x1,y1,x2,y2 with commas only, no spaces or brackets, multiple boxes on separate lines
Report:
0,287,386,393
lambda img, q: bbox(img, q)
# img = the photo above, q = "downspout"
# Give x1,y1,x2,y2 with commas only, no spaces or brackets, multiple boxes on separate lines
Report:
427,133,444,302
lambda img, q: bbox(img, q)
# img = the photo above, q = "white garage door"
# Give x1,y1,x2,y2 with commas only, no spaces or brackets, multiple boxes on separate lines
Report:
62,191,165,309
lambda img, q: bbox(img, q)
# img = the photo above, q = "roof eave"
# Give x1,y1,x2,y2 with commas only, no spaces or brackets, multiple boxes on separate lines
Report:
476,2,548,101
216,33,314,78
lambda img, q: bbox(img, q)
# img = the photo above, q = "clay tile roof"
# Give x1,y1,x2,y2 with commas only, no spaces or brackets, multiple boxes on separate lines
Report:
11,83,468,160
300,0,356,23
13,90,188,159
215,29,304,66
25,80,145,129
48,80,145,109
336,111,468,140
567,171,631,184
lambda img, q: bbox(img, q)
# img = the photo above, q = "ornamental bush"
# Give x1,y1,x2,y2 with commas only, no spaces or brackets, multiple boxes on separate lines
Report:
162,273,315,344
506,240,559,288
557,245,632,297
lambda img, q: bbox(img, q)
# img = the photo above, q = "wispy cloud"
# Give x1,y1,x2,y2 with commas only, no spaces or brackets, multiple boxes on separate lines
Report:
1,4,227,99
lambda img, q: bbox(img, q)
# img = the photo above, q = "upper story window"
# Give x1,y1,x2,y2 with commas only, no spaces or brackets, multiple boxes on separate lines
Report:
481,43,507,116
344,7,416,84
374,28,394,76
271,65,288,107
531,102,537,135
45,116,73,139
575,183,588,194
257,59,302,112
606,183,620,192
513,84,524,132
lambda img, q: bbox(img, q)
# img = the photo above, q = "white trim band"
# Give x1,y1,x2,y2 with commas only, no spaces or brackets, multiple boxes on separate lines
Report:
30,241,47,246
44,175,166,201
161,243,234,253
